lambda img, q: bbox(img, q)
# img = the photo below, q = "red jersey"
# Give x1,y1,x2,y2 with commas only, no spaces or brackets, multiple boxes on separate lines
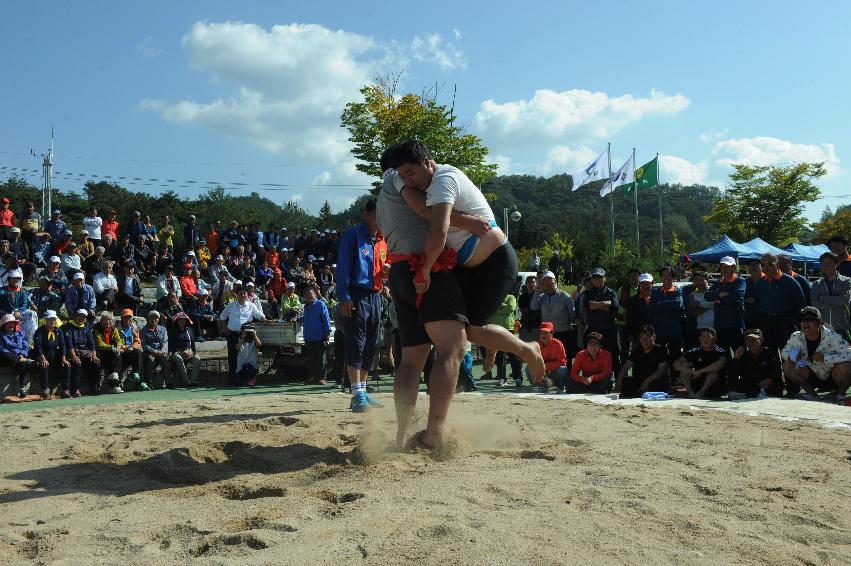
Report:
0,209,14,227
102,219,119,240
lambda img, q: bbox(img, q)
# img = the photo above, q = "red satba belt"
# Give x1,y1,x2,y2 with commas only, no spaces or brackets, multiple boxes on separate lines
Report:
387,249,458,308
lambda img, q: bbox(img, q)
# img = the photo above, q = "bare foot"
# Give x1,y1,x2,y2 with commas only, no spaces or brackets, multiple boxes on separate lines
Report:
521,341,546,384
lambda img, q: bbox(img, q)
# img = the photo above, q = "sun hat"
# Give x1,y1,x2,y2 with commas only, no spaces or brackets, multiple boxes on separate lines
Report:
8,269,23,279
44,310,58,320
0,314,16,326
172,312,192,325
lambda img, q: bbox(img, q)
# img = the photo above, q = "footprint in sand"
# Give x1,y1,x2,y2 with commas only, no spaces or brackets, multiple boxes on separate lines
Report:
215,484,287,500
519,450,556,461
192,533,269,557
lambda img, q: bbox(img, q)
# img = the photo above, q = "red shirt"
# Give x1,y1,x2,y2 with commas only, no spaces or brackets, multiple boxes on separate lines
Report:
539,337,567,373
102,219,119,240
267,277,287,301
0,209,14,227
570,349,613,383
267,249,280,270
179,275,198,297
206,230,219,254
372,232,388,291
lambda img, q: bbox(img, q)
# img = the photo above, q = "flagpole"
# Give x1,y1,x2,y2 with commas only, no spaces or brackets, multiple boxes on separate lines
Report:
633,147,639,258
608,142,614,253
657,152,664,261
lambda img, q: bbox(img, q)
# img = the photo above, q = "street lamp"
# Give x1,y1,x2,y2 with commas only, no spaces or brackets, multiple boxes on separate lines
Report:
502,205,521,241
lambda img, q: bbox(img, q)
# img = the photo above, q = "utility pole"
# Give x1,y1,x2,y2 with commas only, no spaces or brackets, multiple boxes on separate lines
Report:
38,128,54,220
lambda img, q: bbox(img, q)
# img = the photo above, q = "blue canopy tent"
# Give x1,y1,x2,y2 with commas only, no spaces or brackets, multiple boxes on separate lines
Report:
783,243,830,266
740,237,802,261
687,235,753,263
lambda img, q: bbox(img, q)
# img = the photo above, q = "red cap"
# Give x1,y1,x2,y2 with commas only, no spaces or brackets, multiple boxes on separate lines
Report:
1,198,9,204
539,322,554,333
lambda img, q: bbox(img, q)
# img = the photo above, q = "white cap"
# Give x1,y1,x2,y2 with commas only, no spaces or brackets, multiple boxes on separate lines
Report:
73,272,85,281
307,255,316,261
719,256,736,266
198,289,209,296
287,282,295,288
8,269,23,279
639,273,654,283
542,271,556,280
44,310,58,319
49,256,60,263
10,227,20,233
245,281,255,288
75,308,88,316
187,251,196,256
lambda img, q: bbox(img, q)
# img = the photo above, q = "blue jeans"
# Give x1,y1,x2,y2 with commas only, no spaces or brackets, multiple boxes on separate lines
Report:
525,365,569,388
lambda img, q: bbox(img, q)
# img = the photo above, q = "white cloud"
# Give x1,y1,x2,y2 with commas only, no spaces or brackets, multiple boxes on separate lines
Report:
310,159,373,211
699,128,728,143
137,37,163,57
712,136,841,175
536,145,599,177
411,32,467,70
473,88,690,148
488,153,513,175
659,154,708,185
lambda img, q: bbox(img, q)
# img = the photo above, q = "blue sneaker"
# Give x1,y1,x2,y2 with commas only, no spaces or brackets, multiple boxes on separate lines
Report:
366,394,385,408
351,392,371,413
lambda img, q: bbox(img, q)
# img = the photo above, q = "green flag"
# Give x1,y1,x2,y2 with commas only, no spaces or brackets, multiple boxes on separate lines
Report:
622,156,659,194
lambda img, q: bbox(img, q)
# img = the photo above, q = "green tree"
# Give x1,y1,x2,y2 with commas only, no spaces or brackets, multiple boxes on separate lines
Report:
318,200,334,228
705,162,825,246
341,76,498,188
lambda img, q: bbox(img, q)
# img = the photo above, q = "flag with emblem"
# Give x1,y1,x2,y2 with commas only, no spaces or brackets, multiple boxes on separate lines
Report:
569,149,607,191
600,153,634,197
621,156,658,194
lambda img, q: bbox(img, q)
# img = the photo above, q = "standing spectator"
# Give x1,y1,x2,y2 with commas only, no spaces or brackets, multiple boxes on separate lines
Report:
20,200,42,252
183,215,200,254
143,215,158,242
564,331,613,394
299,287,332,386
266,269,287,318
579,267,619,363
778,253,811,306
704,256,746,353
781,306,851,402
518,274,541,344
64,308,100,396
0,197,15,242
0,314,35,398
93,261,119,313
159,215,175,252
547,250,561,281
218,286,265,383
673,327,728,399
93,311,124,394
235,323,261,386
33,310,69,398
526,250,540,272
728,328,780,399
140,311,171,389
615,324,669,398
625,273,654,345
9,228,33,281
562,255,574,286
65,272,96,319
211,269,233,313
826,235,851,278
528,321,567,392
196,239,211,272
744,258,763,329
811,251,851,340
116,261,143,314
481,293,522,387
125,211,145,243
685,271,714,348
30,276,61,318
617,268,641,363
169,312,200,386
44,209,66,243
530,271,575,360
83,207,102,248
649,265,684,363
755,252,806,354
101,210,119,242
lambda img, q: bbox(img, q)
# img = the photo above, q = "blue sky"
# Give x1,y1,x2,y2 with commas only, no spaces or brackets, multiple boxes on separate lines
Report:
2,0,849,222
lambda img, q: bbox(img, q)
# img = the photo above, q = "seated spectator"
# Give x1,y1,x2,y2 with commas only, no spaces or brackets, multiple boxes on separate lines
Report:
154,263,181,307
134,234,157,277
64,308,100,396
9,227,34,280
32,232,52,266
140,310,170,389
525,321,567,392
178,266,199,307
117,309,144,389
93,261,119,313
161,290,184,332
78,232,95,261
728,328,781,399
318,263,335,298
235,323,261,386
209,254,232,283
60,242,82,277
52,230,73,258
615,324,669,398
280,282,302,321
117,233,135,266
810,251,851,341
256,259,274,289
83,245,108,277
116,261,143,314
65,271,97,318
673,327,728,399
265,269,287,318
169,312,200,386
46,256,68,298
211,269,234,313
196,239,211,273
187,289,215,341
781,306,851,403
0,313,34,398
565,331,613,394
0,269,34,316
101,233,119,263
33,310,69,399
30,276,62,318
93,311,124,393
244,281,263,311
192,268,210,295
288,256,305,286
157,247,176,274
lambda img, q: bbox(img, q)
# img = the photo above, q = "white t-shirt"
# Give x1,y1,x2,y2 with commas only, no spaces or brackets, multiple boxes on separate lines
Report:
83,216,103,240
424,165,495,251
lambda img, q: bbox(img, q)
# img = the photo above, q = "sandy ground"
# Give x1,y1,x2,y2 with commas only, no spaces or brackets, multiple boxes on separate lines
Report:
1,393,850,565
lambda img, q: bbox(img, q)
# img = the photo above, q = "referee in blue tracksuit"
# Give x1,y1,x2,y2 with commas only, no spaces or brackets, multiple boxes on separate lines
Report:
337,199,388,413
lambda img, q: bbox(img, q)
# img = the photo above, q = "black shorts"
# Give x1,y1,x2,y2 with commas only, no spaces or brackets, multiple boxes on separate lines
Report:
452,242,519,326
388,261,468,348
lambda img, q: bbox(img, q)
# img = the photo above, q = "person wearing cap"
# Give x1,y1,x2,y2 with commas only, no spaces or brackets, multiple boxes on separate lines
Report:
94,311,125,393
278,248,292,272
754,252,806,354
781,306,851,402
183,215,200,255
0,197,14,243
728,328,781,399
196,238,211,273
181,249,199,274
531,270,576,356
0,314,35,398
30,276,61,318
579,268,620,364
649,265,685,363
140,310,171,388
209,254,233,283
116,261,143,314
280,281,301,321
703,256,747,353
0,267,34,316
243,280,264,312
32,231,52,266
625,273,654,347
83,207,103,249
219,285,265,383
33,310,70,398
93,261,119,313
101,210,119,242
44,210,66,245
64,308,99,395
65,271,96,320
826,235,851,278
811,251,851,341
167,312,199,386
323,229,340,258
335,199,388,409
20,200,42,251
45,255,68,298
615,324,670,398
60,241,82,276
8,227,33,280
527,321,567,392
187,289,215,341
673,327,728,399
565,331,614,394
777,253,811,307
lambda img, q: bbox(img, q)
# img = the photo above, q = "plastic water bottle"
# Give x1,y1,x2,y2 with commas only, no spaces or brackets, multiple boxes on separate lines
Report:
757,387,767,400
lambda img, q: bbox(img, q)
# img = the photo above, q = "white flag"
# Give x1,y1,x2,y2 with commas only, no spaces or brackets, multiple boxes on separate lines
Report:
600,153,634,197
569,149,607,191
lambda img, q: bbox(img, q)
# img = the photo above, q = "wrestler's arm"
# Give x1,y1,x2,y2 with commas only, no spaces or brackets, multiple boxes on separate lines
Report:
400,187,491,236
422,203,452,274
